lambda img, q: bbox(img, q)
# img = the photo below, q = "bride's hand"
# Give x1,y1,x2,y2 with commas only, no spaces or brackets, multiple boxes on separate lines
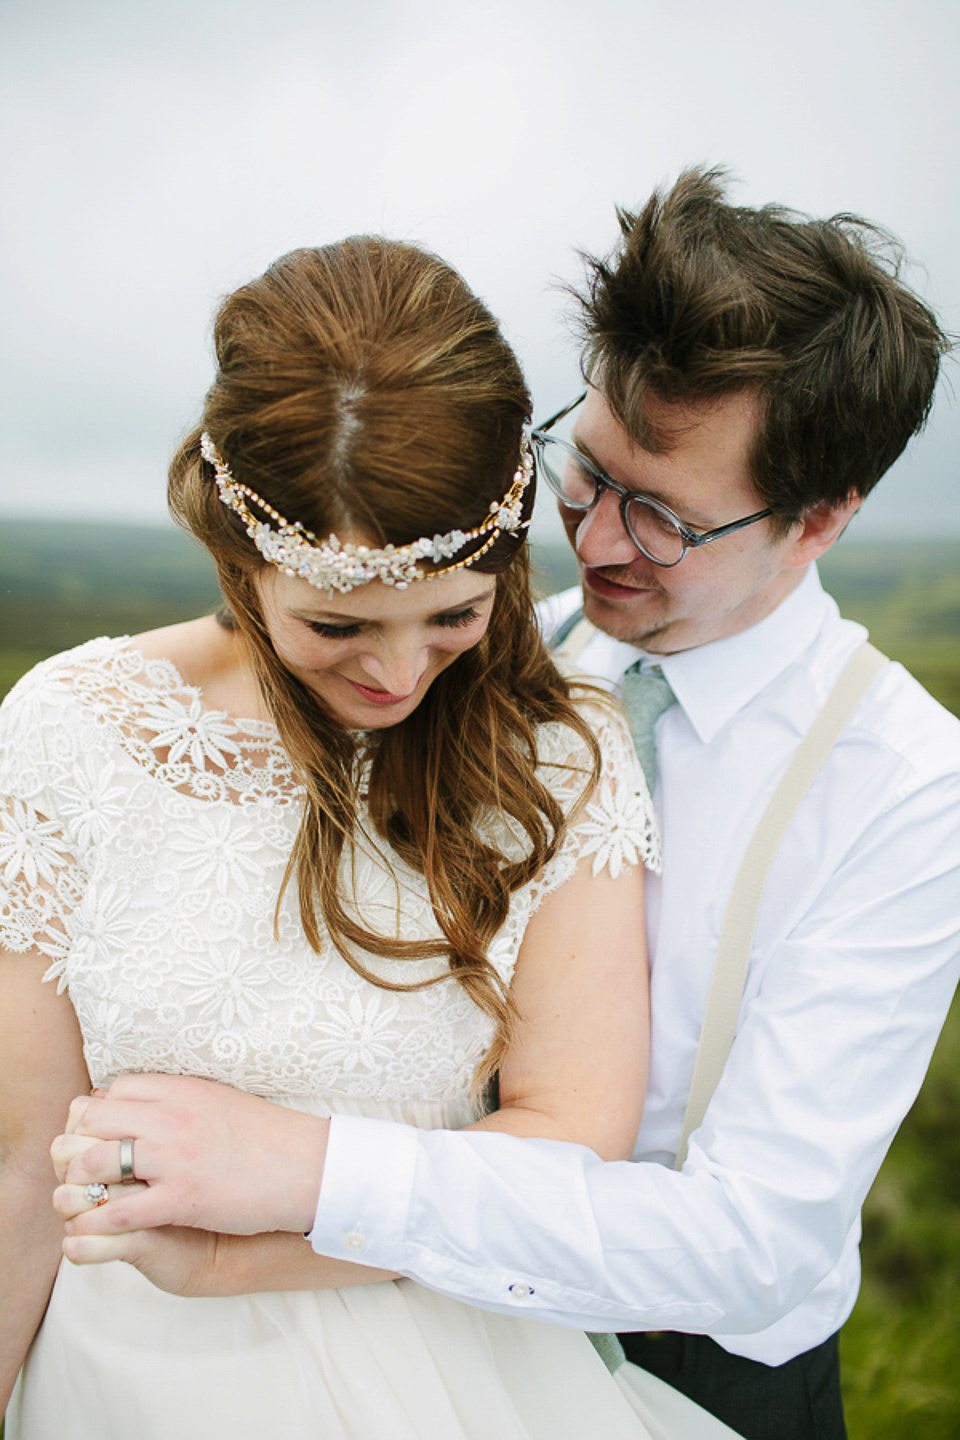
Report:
50,1074,329,1238
61,1222,223,1297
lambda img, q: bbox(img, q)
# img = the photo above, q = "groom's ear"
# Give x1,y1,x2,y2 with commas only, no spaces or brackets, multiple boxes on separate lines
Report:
781,494,862,568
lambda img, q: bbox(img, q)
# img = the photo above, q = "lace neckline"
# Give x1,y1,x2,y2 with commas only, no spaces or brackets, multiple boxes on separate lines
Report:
62,637,378,807
117,638,281,736
56,636,299,806
118,639,373,741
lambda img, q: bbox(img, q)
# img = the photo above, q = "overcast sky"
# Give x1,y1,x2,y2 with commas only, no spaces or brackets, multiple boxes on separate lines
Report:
1,0,957,544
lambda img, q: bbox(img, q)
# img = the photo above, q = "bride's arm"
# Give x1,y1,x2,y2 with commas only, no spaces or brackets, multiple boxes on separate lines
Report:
0,949,91,1413
468,848,648,1160
57,1219,398,1297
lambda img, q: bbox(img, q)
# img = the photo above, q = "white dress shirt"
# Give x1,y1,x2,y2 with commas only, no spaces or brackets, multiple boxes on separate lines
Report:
309,565,960,1365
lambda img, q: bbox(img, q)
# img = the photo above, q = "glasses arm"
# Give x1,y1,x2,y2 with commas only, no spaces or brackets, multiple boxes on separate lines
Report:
685,508,774,547
534,391,588,436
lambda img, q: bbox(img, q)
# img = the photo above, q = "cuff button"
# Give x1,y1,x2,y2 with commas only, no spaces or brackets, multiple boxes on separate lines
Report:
345,1232,367,1253
508,1282,534,1299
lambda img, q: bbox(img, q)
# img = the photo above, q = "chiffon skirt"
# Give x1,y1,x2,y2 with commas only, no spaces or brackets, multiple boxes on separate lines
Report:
9,1257,742,1439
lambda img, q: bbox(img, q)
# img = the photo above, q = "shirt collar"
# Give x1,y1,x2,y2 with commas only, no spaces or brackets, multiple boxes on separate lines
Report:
626,566,838,744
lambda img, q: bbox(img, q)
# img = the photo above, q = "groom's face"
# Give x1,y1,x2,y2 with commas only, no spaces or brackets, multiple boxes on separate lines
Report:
560,387,804,654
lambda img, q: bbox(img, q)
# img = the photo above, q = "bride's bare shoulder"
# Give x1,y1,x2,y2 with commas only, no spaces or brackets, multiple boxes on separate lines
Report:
131,616,226,677
130,616,264,719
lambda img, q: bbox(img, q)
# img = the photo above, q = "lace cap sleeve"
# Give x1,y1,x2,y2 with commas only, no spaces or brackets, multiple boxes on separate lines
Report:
0,661,84,975
537,689,662,882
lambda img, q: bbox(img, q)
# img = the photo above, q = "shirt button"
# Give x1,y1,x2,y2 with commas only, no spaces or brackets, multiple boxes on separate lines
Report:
345,1232,366,1253
508,1282,534,1299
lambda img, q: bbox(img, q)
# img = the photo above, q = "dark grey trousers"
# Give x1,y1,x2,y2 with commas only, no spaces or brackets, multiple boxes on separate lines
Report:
618,1330,847,1440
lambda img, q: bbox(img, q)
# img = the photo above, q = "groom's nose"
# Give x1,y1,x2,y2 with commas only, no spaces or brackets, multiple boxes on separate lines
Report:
563,491,639,568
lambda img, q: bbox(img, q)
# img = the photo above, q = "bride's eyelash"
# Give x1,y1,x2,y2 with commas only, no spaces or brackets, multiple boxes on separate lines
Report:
307,620,364,639
433,606,481,629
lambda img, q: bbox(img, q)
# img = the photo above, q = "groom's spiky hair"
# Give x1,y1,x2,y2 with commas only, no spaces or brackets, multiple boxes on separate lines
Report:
576,166,950,529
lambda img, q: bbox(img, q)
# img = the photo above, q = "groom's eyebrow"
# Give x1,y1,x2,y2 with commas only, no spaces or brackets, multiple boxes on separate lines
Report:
572,434,715,529
572,435,643,491
571,437,607,472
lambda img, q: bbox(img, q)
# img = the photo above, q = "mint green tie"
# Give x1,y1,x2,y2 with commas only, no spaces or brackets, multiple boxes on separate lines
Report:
620,662,676,791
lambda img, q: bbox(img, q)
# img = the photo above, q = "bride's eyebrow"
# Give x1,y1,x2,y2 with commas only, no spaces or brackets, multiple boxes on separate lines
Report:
295,606,366,622
293,586,495,625
428,587,496,616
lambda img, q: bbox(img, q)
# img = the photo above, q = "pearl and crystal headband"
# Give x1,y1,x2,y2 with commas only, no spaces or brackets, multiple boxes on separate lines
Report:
200,432,533,593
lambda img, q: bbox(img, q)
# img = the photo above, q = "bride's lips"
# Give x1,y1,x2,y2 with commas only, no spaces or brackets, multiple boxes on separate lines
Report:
582,567,657,601
342,676,415,706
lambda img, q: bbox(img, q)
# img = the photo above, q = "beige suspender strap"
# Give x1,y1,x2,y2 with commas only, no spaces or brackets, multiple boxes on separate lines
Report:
673,641,888,1168
552,616,597,667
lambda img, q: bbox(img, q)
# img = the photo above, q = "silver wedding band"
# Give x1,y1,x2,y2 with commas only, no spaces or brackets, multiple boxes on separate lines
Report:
119,1137,136,1184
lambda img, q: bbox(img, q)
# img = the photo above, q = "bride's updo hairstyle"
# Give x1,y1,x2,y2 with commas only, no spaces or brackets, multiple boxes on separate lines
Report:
169,238,599,1085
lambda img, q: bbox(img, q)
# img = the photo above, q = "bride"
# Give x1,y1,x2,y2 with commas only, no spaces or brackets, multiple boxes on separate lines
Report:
0,238,739,1438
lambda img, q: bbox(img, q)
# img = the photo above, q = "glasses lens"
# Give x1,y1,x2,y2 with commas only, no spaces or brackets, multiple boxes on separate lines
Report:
537,438,597,509
625,498,686,565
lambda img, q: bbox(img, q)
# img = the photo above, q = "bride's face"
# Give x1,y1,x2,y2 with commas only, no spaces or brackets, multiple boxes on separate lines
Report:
256,564,497,729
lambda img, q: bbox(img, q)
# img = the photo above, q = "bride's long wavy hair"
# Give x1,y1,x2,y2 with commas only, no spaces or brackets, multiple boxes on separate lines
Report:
169,238,599,1086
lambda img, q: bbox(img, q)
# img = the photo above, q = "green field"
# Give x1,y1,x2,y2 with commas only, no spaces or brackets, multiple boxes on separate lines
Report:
1,521,958,1435
0,519,222,700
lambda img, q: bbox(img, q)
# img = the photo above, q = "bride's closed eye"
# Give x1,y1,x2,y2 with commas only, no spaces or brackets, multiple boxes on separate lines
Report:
433,606,483,629
306,620,364,639
305,607,484,640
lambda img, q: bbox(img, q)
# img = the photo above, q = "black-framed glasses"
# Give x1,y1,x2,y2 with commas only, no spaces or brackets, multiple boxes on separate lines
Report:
530,392,773,568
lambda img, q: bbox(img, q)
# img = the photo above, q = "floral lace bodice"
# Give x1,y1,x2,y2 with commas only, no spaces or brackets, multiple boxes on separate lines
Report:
0,638,659,1116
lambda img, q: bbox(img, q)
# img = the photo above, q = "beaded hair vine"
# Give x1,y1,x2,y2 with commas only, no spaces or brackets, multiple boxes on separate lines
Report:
200,432,534,594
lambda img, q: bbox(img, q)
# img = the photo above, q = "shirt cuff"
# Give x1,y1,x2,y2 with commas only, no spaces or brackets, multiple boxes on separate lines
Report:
307,1113,418,1266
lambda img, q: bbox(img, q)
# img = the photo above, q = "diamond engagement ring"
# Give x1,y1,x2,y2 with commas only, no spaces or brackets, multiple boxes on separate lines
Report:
119,1137,136,1184
85,1183,109,1207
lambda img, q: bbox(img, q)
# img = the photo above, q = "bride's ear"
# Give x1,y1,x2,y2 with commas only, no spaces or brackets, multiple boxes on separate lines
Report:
781,494,862,568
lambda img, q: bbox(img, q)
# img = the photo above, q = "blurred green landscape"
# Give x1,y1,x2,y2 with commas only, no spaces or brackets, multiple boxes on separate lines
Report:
1,521,958,1436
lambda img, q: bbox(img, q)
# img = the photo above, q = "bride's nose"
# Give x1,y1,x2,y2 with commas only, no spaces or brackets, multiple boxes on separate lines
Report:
360,637,429,696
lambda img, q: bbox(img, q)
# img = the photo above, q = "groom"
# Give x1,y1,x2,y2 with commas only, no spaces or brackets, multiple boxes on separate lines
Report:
306,171,960,1438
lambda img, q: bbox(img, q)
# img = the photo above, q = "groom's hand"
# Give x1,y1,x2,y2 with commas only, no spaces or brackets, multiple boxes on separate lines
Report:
50,1073,328,1238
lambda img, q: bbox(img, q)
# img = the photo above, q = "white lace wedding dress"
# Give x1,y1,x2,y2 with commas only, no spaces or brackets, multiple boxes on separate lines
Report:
1,638,738,1440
